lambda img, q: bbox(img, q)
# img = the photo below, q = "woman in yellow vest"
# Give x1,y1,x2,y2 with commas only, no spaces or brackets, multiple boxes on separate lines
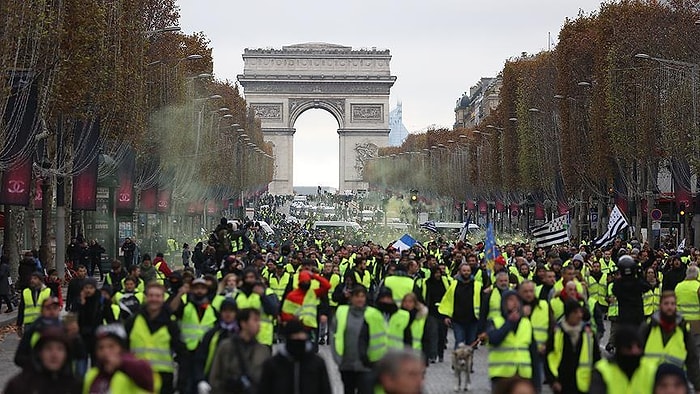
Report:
643,267,662,319
545,301,600,394
84,323,159,394
400,292,427,353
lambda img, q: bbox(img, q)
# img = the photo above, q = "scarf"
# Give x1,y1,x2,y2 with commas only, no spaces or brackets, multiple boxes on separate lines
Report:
560,320,583,348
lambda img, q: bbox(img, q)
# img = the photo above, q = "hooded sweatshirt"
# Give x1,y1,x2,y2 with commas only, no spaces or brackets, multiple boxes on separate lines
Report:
139,262,157,283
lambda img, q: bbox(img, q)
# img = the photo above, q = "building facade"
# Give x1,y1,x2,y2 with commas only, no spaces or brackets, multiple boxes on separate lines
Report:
454,76,502,129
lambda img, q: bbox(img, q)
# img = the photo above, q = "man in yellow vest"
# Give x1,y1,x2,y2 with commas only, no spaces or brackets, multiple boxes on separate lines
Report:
331,285,387,394
234,268,279,349
676,265,700,355
589,325,656,393
485,290,533,388
383,265,420,306
375,287,411,350
640,290,700,389
13,296,61,369
169,277,219,393
545,301,600,394
17,272,52,331
125,282,185,394
586,260,608,341
194,297,239,394
438,263,485,350
85,323,157,393
518,280,551,392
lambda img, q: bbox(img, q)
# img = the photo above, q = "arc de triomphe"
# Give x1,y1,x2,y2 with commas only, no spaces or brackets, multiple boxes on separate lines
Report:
237,43,396,195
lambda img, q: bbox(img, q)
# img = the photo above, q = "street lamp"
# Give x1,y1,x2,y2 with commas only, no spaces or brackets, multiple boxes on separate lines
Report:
144,26,180,36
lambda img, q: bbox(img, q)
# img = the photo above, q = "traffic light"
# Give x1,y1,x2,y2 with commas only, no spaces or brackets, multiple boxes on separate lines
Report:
680,203,686,217
410,189,418,203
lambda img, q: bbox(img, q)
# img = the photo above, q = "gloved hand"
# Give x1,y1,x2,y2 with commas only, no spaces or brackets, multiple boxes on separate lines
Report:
197,381,211,394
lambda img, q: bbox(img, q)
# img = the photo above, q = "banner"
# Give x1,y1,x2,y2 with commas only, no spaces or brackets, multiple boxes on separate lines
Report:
156,189,171,213
509,202,520,217
557,200,570,215
478,200,488,214
33,179,43,209
0,160,32,206
466,200,475,211
495,200,505,213
534,202,545,220
71,119,100,211
139,187,158,213
2,70,38,162
116,150,135,213
72,158,98,210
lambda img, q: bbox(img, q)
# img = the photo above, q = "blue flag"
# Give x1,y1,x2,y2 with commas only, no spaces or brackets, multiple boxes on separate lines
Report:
484,222,499,271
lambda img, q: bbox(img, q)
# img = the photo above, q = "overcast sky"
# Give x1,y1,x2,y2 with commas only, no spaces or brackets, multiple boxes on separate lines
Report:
178,0,603,188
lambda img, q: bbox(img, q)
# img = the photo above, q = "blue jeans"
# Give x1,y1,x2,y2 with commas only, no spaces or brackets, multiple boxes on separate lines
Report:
452,320,478,349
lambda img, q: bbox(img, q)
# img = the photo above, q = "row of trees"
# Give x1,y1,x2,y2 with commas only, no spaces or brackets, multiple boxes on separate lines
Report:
1,0,273,268
364,0,700,240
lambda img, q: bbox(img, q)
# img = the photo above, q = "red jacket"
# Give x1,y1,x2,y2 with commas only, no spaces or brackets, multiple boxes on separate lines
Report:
280,274,331,324
153,257,173,277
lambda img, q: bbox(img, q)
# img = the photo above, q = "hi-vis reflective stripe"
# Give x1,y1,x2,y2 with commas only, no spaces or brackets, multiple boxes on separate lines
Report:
491,346,528,352
644,353,685,368
679,304,700,312
131,347,171,355
387,334,403,342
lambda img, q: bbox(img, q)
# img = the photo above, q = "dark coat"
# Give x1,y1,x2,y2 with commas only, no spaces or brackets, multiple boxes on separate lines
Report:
257,350,332,394
4,368,80,394
613,275,652,326
0,261,10,295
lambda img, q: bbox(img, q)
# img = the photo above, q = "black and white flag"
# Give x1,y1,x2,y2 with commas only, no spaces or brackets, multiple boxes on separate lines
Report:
420,221,438,233
532,215,570,248
592,205,629,248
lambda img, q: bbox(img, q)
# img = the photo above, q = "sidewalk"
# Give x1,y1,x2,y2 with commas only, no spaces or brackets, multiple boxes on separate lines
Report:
0,310,16,328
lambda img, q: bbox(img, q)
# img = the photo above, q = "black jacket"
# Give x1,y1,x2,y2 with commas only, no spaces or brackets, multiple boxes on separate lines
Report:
257,350,332,394
613,275,651,326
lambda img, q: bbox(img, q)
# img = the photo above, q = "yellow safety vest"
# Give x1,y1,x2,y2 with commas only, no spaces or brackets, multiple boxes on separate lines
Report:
113,291,144,306
386,310,411,349
529,300,550,348
22,287,51,326
268,273,291,301
129,314,174,373
383,276,415,305
586,273,608,306
594,358,656,394
83,368,161,394
438,280,482,318
642,286,661,316
408,314,426,350
488,289,503,321
180,297,218,351
104,304,121,324
328,273,341,307
488,315,533,379
281,289,318,328
204,330,221,378
643,324,688,368
334,305,387,363
676,280,700,321
121,277,145,293
154,262,165,285
234,290,275,346
607,282,619,318
547,326,594,392
353,269,372,290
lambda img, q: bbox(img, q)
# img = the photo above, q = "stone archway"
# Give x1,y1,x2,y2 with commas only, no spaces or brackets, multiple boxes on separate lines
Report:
237,42,396,194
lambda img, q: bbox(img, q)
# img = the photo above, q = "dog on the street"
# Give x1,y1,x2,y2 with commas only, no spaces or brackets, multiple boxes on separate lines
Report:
451,342,474,391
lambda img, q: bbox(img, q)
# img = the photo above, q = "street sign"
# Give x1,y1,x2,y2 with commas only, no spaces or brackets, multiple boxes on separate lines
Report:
652,220,661,231
651,209,663,221
590,209,598,226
